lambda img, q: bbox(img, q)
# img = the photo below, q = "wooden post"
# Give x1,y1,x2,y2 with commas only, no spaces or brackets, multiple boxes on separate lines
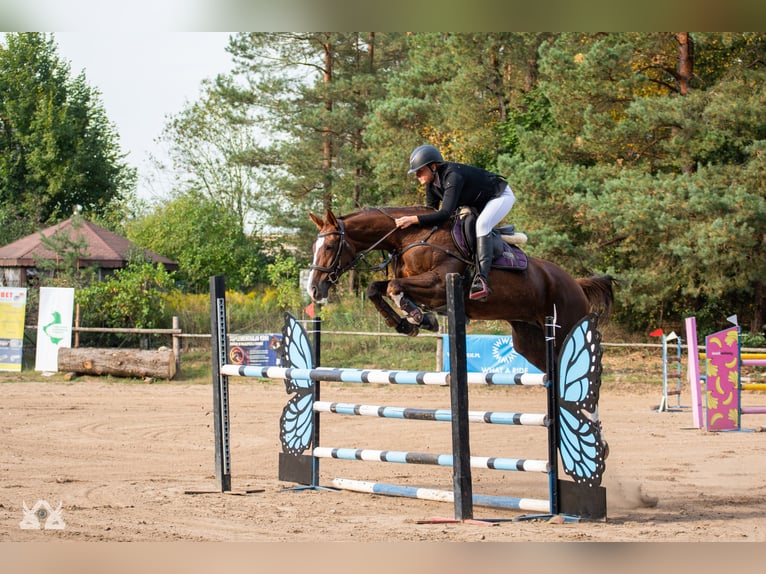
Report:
172,316,180,374
446,273,472,521
74,304,80,348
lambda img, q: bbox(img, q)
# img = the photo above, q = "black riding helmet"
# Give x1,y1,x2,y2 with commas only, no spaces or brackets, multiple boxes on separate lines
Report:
408,144,443,174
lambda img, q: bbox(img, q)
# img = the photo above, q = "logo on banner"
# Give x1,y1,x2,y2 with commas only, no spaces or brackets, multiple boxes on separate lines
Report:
491,336,519,365
42,311,69,345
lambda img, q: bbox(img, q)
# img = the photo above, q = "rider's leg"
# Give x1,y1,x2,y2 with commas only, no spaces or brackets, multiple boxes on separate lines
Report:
470,234,493,300
471,185,515,301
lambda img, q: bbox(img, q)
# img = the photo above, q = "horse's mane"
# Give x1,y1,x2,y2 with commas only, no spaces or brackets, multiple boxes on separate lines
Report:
341,205,436,221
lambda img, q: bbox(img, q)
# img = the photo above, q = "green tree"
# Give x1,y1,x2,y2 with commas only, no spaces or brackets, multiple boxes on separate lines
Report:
161,32,766,335
154,79,271,234
219,33,408,226
0,33,136,244
76,258,176,347
516,32,766,333
126,193,269,293
366,33,555,204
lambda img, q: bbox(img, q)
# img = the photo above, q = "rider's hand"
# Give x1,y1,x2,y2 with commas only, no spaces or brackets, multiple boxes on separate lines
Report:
395,216,418,229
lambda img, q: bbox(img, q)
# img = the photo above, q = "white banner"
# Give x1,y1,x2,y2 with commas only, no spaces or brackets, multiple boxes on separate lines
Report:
0,287,28,372
35,287,75,372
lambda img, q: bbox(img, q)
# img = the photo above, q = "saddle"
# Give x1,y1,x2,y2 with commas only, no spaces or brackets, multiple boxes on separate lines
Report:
450,208,528,271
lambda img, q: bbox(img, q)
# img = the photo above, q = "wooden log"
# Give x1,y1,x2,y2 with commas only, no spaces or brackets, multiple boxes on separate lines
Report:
57,347,176,380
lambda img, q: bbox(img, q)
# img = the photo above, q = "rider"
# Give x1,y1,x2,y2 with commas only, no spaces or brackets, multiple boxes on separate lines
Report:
394,144,516,301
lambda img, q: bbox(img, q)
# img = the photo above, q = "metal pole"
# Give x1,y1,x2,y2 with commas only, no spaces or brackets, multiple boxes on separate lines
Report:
209,276,231,492
311,313,321,488
544,315,559,516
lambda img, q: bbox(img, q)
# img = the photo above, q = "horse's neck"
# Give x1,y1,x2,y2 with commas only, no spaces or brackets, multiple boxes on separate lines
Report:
345,207,438,251
344,214,398,251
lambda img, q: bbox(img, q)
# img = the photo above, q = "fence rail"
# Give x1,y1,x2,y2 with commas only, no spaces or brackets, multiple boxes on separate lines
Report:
24,323,766,351
22,322,766,375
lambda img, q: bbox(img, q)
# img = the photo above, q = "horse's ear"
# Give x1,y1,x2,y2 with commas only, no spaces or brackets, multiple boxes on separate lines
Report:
309,212,324,229
325,208,339,227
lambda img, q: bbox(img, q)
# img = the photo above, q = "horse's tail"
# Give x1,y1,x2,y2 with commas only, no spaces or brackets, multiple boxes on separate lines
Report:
577,274,617,324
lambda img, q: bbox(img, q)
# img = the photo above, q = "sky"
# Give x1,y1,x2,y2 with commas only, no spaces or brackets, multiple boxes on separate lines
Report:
54,32,234,202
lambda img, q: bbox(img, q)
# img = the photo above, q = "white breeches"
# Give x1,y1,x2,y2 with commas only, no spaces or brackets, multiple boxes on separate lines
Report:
475,185,515,237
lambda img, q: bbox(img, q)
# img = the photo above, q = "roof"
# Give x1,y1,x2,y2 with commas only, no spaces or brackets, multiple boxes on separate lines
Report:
0,217,178,270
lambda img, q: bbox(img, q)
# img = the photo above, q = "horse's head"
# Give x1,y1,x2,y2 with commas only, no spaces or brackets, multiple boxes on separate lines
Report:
307,209,358,304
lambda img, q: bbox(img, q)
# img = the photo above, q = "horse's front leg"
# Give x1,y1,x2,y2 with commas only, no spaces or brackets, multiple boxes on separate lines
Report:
388,271,446,333
367,280,419,335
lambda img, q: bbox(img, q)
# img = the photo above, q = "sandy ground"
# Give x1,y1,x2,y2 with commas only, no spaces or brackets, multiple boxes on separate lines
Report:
1,358,766,545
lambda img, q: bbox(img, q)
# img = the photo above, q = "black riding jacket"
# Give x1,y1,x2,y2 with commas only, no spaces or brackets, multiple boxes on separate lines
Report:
416,162,507,227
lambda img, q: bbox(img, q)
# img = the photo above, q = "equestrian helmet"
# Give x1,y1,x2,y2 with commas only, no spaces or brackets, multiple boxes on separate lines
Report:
408,144,443,174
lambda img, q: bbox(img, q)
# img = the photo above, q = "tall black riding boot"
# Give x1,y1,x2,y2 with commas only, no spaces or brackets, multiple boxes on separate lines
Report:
470,234,493,301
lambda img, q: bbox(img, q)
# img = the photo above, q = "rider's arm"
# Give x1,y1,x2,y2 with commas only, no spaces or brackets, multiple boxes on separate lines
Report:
416,170,464,226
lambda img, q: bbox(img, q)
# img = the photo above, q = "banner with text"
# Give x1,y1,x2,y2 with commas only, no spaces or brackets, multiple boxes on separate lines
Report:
228,333,283,367
442,334,543,375
35,287,75,372
0,288,28,372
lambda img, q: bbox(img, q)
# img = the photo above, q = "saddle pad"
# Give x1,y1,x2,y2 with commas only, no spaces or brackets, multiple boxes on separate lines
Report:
493,242,528,271
451,218,528,271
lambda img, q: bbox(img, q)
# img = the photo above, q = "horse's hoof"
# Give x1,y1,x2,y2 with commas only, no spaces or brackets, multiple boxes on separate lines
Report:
395,321,415,336
421,312,439,332
406,307,424,325
396,321,420,337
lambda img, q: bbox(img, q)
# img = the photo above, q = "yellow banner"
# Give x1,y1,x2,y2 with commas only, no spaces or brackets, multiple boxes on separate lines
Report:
0,288,28,372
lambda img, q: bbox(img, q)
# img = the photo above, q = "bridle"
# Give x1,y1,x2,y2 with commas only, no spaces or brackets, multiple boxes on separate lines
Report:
310,219,355,285
310,209,471,286
310,214,400,286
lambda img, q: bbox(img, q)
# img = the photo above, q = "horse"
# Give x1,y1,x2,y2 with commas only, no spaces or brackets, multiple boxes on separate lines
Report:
307,206,616,372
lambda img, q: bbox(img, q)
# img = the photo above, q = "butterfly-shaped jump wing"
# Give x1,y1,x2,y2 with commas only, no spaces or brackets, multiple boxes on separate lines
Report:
280,313,315,393
557,313,606,487
279,313,315,455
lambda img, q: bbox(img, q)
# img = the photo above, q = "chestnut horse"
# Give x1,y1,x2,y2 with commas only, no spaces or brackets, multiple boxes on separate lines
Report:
307,206,615,371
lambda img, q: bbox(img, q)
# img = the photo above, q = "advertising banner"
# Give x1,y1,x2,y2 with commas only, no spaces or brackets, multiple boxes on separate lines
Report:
228,333,283,367
0,287,28,371
35,287,75,372
442,334,543,375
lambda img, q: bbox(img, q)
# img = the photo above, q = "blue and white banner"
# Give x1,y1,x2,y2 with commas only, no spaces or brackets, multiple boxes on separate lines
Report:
35,287,75,372
442,334,543,375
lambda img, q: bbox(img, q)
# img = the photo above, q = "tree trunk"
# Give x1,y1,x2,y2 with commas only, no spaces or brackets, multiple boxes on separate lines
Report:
675,32,694,96
57,347,176,380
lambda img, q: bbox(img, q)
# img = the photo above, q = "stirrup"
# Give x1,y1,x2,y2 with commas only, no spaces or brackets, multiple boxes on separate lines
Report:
469,276,490,301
